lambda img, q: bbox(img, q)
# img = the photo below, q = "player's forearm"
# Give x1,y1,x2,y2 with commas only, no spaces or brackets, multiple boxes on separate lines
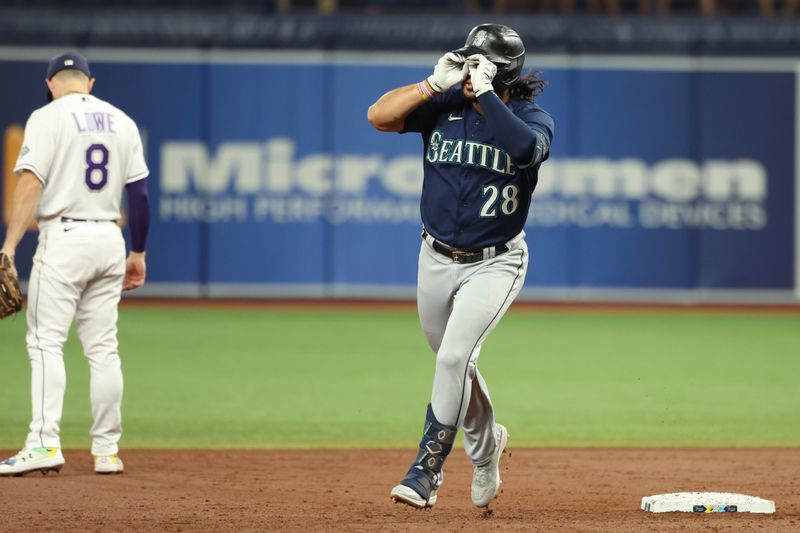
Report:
1,171,43,256
477,92,543,166
367,83,432,132
125,179,150,253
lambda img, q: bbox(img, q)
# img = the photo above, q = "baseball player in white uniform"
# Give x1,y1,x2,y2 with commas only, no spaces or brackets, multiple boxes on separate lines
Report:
0,52,150,476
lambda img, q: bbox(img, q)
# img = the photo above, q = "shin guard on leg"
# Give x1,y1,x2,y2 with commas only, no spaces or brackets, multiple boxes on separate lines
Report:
391,404,457,508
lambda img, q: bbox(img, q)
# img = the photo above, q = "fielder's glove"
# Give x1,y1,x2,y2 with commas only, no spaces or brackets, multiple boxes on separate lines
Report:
467,54,497,98
0,252,23,319
427,52,468,93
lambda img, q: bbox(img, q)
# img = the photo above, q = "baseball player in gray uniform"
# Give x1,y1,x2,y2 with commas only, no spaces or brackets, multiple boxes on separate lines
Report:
0,52,150,476
368,25,554,508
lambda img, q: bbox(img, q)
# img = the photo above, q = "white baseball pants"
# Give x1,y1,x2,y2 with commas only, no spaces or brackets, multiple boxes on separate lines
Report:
417,232,528,465
24,220,126,456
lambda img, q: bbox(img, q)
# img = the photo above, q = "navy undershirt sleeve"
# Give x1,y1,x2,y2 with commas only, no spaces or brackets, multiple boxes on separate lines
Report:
477,92,548,167
126,178,150,253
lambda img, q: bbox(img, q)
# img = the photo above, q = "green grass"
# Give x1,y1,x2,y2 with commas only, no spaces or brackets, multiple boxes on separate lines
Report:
0,306,798,449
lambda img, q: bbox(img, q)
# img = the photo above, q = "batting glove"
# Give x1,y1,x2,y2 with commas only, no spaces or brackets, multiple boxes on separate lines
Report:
427,52,468,93
467,54,497,98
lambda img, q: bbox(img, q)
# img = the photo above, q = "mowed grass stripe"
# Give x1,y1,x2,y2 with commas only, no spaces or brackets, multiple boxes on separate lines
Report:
0,307,797,448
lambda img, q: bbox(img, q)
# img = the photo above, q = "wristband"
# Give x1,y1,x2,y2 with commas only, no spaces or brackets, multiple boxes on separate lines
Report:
417,79,437,101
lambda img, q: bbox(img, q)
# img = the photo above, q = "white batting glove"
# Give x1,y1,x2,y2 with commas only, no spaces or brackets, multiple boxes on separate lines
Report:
427,52,468,93
467,54,497,98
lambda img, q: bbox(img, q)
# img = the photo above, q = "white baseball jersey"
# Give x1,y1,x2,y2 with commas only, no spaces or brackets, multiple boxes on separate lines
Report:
14,93,148,223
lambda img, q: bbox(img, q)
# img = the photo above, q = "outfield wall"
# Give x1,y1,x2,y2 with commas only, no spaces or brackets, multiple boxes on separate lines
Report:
1,48,797,302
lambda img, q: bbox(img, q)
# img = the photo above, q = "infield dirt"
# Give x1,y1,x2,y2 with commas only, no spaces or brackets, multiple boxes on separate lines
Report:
1,448,798,532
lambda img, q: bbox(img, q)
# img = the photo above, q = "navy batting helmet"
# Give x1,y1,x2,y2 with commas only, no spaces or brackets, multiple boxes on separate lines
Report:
453,24,525,90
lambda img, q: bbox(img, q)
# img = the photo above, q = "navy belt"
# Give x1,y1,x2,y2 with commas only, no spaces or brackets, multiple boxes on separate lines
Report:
61,217,116,223
422,229,509,264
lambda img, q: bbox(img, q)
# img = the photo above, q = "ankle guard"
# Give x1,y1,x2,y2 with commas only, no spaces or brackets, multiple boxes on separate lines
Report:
400,404,457,497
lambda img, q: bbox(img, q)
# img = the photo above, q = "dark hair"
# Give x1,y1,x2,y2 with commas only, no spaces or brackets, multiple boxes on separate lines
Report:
508,71,546,102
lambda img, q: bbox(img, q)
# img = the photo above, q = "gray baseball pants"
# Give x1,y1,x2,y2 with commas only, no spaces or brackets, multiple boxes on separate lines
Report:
417,231,528,465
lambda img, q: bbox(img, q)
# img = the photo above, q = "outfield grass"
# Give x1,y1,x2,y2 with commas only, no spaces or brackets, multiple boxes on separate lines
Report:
0,306,798,449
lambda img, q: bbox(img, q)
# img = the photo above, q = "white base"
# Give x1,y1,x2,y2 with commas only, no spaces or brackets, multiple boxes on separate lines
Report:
641,492,775,514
